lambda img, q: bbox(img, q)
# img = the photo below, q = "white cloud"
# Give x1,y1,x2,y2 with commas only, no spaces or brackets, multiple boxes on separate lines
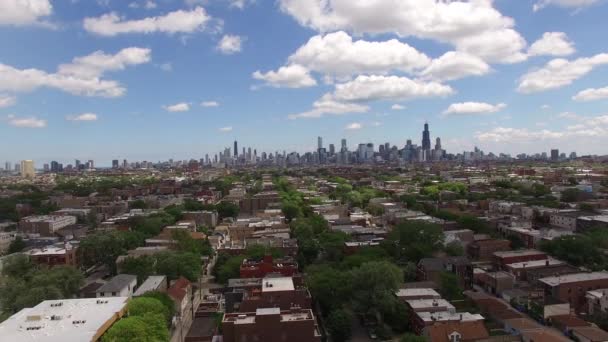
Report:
371,121,382,127
533,0,598,11
0,0,52,26
164,102,190,112
229,0,254,9
217,34,243,55
420,51,490,82
443,102,506,116
58,47,151,78
278,0,527,63
201,101,219,107
288,96,369,119
129,1,157,9
0,95,16,108
6,115,46,128
252,64,317,88
66,113,98,121
573,86,608,101
219,126,233,132
391,104,405,110
0,48,150,98
288,31,430,77
345,122,362,130
0,63,126,98
528,32,575,57
159,62,172,72
541,104,550,110
518,53,608,93
557,111,582,120
84,7,210,36
329,75,454,103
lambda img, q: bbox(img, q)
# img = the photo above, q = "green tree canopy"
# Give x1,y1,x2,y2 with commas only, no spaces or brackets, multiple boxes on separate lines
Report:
326,308,353,342
128,297,171,324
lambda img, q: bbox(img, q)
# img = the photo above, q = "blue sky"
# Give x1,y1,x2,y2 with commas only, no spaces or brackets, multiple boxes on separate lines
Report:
1,0,608,166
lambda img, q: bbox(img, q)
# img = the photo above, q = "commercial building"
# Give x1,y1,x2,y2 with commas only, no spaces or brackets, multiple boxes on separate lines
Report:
19,215,77,236
0,297,128,341
20,160,35,178
222,308,321,342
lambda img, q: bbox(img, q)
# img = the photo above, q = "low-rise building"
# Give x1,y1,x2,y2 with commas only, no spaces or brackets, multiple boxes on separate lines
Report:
423,320,489,342
27,243,78,267
133,275,167,296
0,297,128,341
467,238,511,261
19,215,77,236
222,308,321,342
239,255,298,278
96,274,137,298
493,249,548,270
539,272,608,313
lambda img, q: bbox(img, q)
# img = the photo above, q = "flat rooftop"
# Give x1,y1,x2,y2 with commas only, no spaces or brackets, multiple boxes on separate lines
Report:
395,288,441,298
405,299,455,310
416,311,484,323
0,297,128,342
262,277,294,292
134,276,166,296
506,258,564,270
494,249,546,258
540,272,608,286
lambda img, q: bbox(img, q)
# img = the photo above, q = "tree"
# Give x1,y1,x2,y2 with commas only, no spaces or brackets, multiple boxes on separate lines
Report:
102,313,169,342
326,309,353,342
155,252,201,282
128,297,171,324
440,272,463,300
306,265,352,313
1,254,35,279
281,202,302,223
214,255,245,284
120,256,155,285
388,221,444,262
130,199,148,210
540,235,605,270
140,291,175,322
79,231,145,275
400,334,428,342
561,188,582,203
444,241,464,256
183,198,204,211
350,261,402,323
7,237,26,254
216,201,239,219
30,266,84,297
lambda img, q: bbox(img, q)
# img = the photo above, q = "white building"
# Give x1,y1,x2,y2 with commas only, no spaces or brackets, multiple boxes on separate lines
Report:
0,297,128,342
20,160,35,178
96,274,137,298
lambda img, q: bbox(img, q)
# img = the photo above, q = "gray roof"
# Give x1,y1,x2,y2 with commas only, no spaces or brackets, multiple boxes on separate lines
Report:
97,274,137,293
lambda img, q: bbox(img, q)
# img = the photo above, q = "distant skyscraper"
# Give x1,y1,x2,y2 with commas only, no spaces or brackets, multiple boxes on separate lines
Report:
112,160,119,169
422,122,431,150
234,141,238,157
329,144,335,155
75,159,81,169
4,162,10,171
123,159,128,169
317,136,323,150
551,149,559,161
20,160,35,178
341,139,347,152
88,160,94,169
435,137,442,150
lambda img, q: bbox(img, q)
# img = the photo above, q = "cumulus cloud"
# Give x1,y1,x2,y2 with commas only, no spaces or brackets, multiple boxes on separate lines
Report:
391,104,405,110
219,126,233,132
573,86,608,101
0,0,52,26
201,101,219,107
84,7,210,36
288,96,369,119
0,47,151,98
528,32,575,57
217,35,243,55
66,113,98,121
159,62,173,72
6,114,46,128
58,47,151,78
164,102,190,112
443,102,506,116
252,64,317,88
518,53,608,93
420,51,490,82
533,0,598,11
329,75,454,103
345,122,362,130
279,0,527,63
0,95,16,108
288,31,430,77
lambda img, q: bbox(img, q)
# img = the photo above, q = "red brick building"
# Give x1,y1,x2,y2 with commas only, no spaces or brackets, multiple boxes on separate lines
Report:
222,308,321,342
238,277,312,312
467,239,510,261
27,244,78,267
540,272,608,313
493,249,547,270
239,255,298,278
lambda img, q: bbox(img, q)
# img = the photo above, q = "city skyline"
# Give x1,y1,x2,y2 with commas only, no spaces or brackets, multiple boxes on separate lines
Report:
2,1,608,162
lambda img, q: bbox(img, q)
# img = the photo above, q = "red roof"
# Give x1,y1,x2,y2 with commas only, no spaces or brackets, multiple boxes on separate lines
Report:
168,277,191,302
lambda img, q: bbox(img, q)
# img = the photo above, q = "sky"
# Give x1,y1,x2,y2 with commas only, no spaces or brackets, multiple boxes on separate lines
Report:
1,0,608,166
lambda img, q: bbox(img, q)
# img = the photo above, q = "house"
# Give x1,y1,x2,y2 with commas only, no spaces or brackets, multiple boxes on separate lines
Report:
493,249,547,270
133,275,167,296
587,288,608,315
168,277,193,318
424,320,489,342
475,271,514,296
96,274,137,298
417,256,473,289
0,297,128,342
222,308,321,342
468,239,510,261
237,277,312,312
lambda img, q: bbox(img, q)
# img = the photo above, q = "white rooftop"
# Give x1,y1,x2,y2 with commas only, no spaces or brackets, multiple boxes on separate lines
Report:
0,297,128,342
506,258,564,269
395,288,441,298
405,299,455,310
262,277,294,293
256,308,280,316
539,272,608,286
27,245,73,256
416,311,484,323
133,276,166,296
